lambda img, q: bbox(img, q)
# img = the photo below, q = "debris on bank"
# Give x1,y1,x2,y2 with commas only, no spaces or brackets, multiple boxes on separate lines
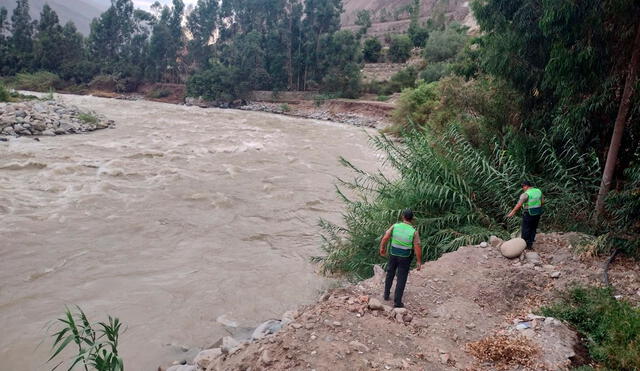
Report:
0,100,114,137
162,233,639,370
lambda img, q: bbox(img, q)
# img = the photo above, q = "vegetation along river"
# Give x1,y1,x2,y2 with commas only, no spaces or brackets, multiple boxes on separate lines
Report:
0,94,380,370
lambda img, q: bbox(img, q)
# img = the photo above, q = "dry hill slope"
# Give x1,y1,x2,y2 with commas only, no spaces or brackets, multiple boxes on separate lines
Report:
0,0,108,34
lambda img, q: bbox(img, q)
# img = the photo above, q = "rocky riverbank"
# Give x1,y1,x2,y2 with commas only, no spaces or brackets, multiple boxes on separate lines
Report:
0,100,114,137
161,233,640,371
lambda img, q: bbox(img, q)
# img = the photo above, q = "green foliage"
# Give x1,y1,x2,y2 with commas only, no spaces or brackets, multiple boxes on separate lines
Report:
419,62,451,83
388,35,413,63
376,95,390,102
363,38,382,63
186,62,242,102
355,9,372,36
392,80,439,127
48,306,124,371
279,103,291,112
78,113,99,124
12,71,62,91
147,88,172,99
318,124,597,278
0,82,9,102
541,286,640,370
423,24,469,63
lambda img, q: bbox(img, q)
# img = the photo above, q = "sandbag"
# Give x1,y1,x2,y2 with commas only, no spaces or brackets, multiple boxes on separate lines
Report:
500,237,526,258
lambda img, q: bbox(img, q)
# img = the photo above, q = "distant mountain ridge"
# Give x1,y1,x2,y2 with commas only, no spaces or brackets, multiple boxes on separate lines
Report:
0,0,109,34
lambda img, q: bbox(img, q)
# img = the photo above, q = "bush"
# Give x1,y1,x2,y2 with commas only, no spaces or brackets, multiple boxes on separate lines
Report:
12,71,62,91
392,80,440,126
388,35,413,63
420,62,451,83
377,95,390,101
186,62,242,102
147,88,172,99
423,26,468,63
363,38,382,63
389,66,418,89
320,63,362,99
0,82,9,102
317,126,599,278
89,75,118,92
280,103,291,112
542,286,640,370
78,112,99,124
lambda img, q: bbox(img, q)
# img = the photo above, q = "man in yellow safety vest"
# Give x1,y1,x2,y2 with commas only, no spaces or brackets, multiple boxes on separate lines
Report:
507,181,544,250
379,209,422,308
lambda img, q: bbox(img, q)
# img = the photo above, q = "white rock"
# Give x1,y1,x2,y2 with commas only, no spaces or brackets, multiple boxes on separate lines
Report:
479,241,488,248
252,319,282,340
550,271,561,278
392,307,407,316
525,251,542,266
281,310,297,325
260,349,273,365
216,314,238,327
166,366,196,371
500,238,526,258
194,348,222,369
349,340,370,353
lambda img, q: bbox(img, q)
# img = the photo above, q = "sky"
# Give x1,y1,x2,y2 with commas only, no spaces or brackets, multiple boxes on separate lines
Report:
132,0,197,11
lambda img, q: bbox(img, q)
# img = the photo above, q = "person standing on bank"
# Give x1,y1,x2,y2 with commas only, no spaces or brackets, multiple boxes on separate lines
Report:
379,209,422,308
507,181,544,249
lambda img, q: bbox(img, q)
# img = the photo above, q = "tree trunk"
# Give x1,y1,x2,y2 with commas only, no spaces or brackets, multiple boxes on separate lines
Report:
595,21,640,218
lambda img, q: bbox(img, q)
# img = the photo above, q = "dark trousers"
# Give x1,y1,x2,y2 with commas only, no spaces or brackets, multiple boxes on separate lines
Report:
384,254,412,306
522,212,541,249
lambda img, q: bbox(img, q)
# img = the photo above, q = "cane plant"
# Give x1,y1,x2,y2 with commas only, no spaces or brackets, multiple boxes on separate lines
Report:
48,306,124,371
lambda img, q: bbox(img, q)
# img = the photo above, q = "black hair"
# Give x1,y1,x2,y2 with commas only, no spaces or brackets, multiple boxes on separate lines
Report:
402,208,414,221
521,181,532,187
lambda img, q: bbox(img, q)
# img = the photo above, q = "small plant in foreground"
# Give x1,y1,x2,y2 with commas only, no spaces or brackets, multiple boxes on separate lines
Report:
376,95,390,102
279,103,291,112
541,286,640,370
48,306,124,371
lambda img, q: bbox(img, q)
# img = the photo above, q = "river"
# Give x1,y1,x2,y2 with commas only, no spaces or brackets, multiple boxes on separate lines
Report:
0,94,380,370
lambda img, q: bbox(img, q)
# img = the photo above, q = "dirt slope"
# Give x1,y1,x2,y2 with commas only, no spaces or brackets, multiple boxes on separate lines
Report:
166,233,640,371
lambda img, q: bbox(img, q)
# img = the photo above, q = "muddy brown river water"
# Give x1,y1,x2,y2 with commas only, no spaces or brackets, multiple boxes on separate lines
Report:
0,94,380,370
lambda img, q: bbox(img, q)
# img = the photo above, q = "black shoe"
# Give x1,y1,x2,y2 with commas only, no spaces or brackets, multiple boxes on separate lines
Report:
383,294,390,301
394,303,405,308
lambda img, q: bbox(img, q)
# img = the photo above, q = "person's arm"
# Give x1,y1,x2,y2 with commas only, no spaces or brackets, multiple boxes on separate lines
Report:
507,194,527,217
413,231,422,270
379,226,393,257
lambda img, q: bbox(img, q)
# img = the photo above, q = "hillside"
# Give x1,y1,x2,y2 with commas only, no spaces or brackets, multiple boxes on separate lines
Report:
341,0,477,37
0,0,108,34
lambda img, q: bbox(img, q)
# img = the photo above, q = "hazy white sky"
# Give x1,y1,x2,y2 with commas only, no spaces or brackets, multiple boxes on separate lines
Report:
132,0,197,11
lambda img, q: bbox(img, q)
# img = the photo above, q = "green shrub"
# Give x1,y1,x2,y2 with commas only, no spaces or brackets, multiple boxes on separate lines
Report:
542,286,640,370
78,112,99,124
363,38,382,63
388,35,413,63
317,124,598,278
420,62,451,83
12,71,62,91
377,95,390,101
186,62,242,102
0,82,9,102
392,80,440,126
423,26,468,63
280,103,291,112
320,63,362,99
147,88,172,99
48,306,124,371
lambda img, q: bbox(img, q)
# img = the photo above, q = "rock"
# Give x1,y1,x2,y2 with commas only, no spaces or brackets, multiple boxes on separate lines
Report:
368,298,383,310
291,322,302,329
500,238,527,258
194,348,222,369
373,264,385,283
260,349,273,365
489,235,504,248
41,129,56,136
281,310,297,325
403,313,413,323
221,336,241,354
516,322,531,330
525,251,542,266
465,323,476,329
216,314,238,327
382,304,393,312
392,307,407,316
15,110,26,118
2,126,15,135
479,241,488,248
251,319,282,340
543,264,556,271
550,271,561,278
439,353,450,364
349,340,370,353
166,366,196,371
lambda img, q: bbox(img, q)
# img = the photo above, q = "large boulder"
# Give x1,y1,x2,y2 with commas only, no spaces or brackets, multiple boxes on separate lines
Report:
500,238,526,258
194,348,222,370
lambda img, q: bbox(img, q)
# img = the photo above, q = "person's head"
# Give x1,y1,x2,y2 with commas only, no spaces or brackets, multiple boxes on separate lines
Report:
521,180,532,190
402,208,414,222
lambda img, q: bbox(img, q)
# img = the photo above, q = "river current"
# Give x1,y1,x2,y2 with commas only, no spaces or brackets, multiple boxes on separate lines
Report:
0,94,379,370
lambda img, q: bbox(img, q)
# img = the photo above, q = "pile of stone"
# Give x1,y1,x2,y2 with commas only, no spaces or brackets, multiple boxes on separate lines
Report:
0,100,114,137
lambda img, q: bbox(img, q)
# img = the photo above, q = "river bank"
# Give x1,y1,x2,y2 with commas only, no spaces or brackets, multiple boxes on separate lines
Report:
164,233,640,370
